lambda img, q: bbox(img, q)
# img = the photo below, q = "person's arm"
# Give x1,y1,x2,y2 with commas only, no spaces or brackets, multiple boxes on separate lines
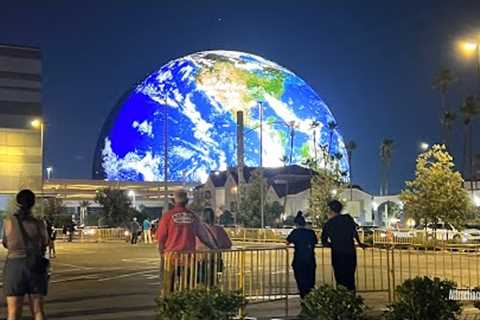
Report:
354,228,367,248
38,220,49,249
2,219,9,249
157,215,169,254
286,230,295,245
321,224,331,247
313,230,319,246
193,218,217,249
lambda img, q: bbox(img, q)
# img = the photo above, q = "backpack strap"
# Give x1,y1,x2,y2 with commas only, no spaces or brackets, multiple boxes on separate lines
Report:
13,214,33,250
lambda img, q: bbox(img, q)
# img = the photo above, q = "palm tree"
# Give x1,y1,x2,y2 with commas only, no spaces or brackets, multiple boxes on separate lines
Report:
432,69,456,112
433,69,456,145
379,139,394,196
460,96,480,179
346,140,357,200
441,111,456,150
310,120,320,162
327,120,337,168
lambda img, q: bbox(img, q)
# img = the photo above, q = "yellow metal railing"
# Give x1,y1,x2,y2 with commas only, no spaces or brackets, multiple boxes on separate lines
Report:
159,246,291,315
55,228,128,242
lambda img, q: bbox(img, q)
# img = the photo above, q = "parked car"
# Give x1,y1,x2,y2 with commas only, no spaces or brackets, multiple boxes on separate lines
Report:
415,223,480,243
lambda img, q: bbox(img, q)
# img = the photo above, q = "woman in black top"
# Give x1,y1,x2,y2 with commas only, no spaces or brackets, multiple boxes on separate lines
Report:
2,190,49,320
286,211,318,299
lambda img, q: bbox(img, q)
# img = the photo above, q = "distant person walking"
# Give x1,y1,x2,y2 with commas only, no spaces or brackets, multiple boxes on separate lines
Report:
130,217,141,245
63,220,75,242
321,200,366,291
286,211,318,299
2,190,49,320
143,218,152,244
157,190,217,291
45,218,56,258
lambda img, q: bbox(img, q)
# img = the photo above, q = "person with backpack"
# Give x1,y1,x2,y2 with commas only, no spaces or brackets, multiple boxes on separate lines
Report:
286,211,318,299
2,189,49,320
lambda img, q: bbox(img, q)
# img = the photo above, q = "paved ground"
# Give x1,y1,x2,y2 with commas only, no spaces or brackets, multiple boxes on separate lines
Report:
0,242,479,319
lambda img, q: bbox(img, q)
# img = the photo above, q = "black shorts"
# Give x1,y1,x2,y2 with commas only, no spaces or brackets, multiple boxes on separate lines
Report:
3,258,48,296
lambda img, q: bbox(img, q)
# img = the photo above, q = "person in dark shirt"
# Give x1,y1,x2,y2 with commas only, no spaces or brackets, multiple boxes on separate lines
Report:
286,211,318,299
321,200,366,291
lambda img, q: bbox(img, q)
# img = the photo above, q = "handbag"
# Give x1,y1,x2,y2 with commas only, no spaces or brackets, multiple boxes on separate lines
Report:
14,215,50,274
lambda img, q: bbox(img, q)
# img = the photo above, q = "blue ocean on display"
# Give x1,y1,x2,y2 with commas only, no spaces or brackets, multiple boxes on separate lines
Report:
95,50,349,183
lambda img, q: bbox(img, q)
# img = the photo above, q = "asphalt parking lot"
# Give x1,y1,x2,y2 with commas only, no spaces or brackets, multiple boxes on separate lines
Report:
1,242,480,319
0,242,161,320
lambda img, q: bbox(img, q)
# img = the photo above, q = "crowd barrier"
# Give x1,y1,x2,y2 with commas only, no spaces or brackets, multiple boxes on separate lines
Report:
159,244,480,316
54,228,128,242
224,227,365,244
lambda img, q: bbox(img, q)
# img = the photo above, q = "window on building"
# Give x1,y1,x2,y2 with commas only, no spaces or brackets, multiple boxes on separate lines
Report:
205,190,211,199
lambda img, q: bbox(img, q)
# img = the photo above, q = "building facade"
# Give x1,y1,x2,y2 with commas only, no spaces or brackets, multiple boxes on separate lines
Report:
0,44,43,210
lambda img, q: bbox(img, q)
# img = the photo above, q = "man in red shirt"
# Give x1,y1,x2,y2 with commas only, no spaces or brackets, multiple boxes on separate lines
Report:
157,190,217,292
157,190,216,253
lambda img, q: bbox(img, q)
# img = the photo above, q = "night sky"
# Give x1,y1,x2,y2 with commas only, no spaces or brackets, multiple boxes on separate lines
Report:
1,1,479,194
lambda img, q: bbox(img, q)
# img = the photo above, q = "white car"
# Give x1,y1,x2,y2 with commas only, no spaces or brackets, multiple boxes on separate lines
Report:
415,223,480,243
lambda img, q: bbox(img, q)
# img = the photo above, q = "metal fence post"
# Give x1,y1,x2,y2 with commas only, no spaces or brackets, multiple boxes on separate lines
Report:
387,247,392,303
239,250,246,318
285,246,289,317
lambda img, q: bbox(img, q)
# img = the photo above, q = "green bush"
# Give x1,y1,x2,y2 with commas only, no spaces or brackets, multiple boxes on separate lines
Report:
155,287,246,320
300,284,366,320
385,277,462,320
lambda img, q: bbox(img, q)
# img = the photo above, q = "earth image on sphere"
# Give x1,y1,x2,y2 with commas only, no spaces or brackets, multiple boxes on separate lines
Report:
94,50,349,183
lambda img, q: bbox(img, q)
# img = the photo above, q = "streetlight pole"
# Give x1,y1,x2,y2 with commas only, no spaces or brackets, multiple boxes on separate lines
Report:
259,101,265,229
163,99,169,213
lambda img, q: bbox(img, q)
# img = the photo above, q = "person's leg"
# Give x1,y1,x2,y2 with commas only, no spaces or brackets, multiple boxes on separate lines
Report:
292,264,307,298
6,296,24,320
148,230,152,244
305,263,316,296
29,294,45,320
143,231,147,243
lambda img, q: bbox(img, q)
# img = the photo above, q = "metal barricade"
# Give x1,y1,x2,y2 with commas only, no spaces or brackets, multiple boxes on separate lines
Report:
160,246,290,315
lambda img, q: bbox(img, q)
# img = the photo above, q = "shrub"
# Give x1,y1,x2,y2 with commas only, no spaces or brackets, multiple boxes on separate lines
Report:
385,276,462,320
155,287,246,320
300,284,366,320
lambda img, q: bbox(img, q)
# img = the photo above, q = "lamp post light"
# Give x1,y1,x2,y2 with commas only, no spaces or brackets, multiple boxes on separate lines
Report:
420,142,429,152
459,39,480,91
258,101,265,229
31,119,45,210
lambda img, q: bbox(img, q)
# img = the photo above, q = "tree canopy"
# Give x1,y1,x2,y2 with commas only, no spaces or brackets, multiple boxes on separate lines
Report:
400,144,473,227
95,188,133,227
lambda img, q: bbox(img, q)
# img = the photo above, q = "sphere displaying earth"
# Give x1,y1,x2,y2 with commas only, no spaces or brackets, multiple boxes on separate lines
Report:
94,50,349,183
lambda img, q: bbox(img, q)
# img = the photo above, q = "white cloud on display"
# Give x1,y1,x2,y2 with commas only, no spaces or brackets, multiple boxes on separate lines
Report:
101,138,162,181
132,120,154,138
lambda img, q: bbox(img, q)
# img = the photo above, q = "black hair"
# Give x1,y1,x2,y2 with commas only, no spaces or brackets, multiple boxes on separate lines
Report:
294,210,306,227
202,207,215,225
328,200,343,214
16,189,35,217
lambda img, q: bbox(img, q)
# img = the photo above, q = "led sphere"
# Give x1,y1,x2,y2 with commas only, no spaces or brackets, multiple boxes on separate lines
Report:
94,51,349,182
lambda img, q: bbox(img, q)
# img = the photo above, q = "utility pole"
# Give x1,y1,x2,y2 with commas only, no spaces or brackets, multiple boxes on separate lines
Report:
259,101,265,229
163,99,169,213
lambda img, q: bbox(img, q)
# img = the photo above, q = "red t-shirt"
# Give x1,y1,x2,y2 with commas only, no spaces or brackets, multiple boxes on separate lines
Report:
157,205,212,252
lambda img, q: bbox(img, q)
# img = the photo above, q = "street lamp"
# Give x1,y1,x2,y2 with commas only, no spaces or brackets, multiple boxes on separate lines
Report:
128,190,136,209
258,101,265,229
458,39,480,90
420,142,429,152
31,118,44,188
